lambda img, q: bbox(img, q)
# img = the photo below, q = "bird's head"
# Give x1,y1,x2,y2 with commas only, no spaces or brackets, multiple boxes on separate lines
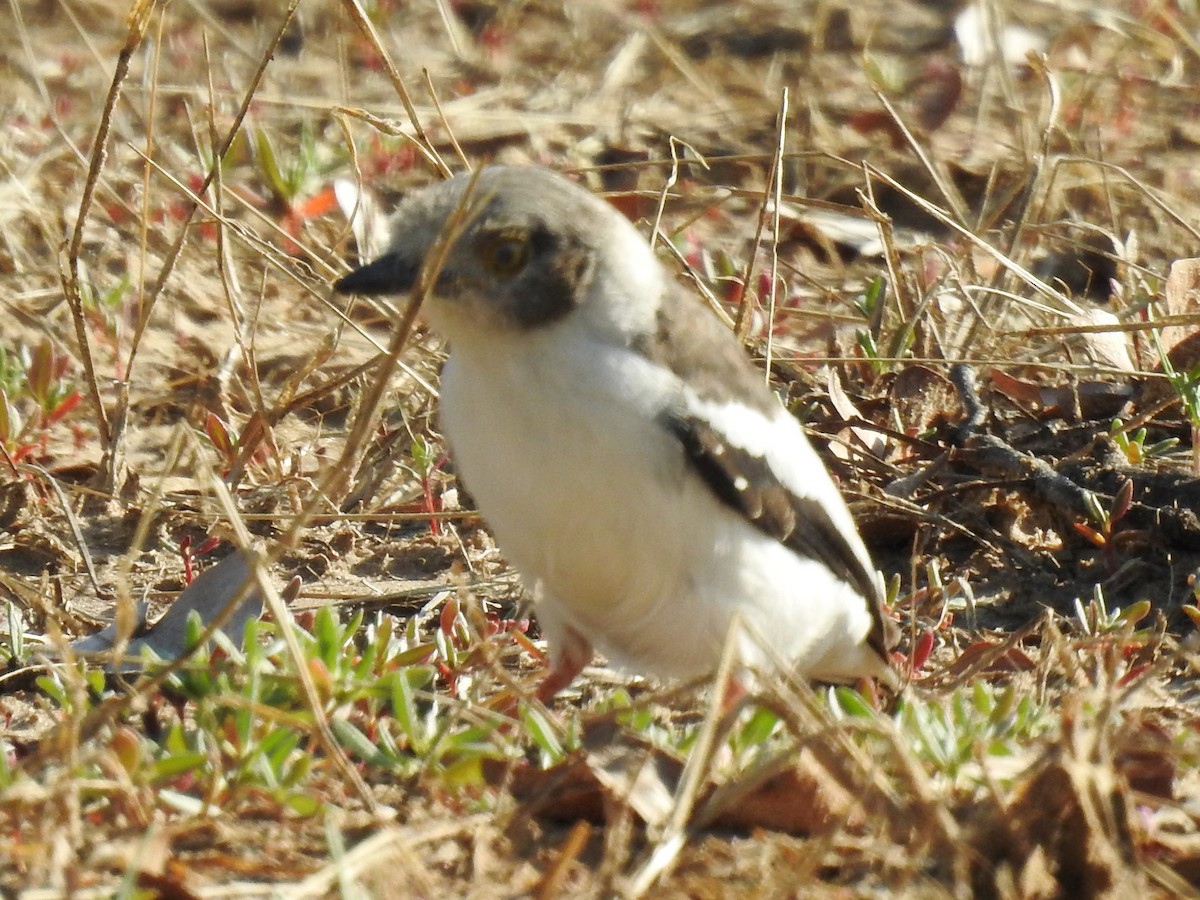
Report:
334,166,661,343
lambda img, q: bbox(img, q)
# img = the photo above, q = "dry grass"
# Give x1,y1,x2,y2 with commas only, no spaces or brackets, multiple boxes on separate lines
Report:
3,0,1200,896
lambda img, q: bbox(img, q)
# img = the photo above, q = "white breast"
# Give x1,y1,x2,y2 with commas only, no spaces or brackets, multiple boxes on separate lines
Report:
440,325,690,627
439,322,878,682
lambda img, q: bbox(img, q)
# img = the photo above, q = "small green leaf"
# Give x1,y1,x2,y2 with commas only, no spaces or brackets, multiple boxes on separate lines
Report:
971,681,993,715
331,718,391,767
27,338,53,406
1082,490,1108,529
440,754,485,788
1145,437,1179,457
283,792,322,816
152,752,209,779
253,128,292,203
6,598,24,659
522,703,565,762
736,705,781,748
991,685,1016,724
832,685,875,718
1116,599,1152,626
392,642,436,667
0,738,13,788
390,669,425,753
36,674,68,708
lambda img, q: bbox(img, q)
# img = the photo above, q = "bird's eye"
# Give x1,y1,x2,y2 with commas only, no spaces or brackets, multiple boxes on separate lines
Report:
480,233,531,278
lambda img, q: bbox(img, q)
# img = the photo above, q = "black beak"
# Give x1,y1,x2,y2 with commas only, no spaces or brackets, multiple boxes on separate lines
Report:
333,252,416,296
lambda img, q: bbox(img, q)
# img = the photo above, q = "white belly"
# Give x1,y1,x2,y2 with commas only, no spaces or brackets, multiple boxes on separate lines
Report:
439,330,875,681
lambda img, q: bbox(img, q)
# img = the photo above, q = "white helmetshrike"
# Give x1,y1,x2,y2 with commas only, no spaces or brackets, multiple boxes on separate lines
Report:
335,166,898,698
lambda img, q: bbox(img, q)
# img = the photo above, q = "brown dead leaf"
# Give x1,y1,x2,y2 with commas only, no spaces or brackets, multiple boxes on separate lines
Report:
889,364,962,437
943,639,1037,678
827,369,889,460
1161,258,1200,356
498,726,861,837
701,747,862,835
497,753,660,827
990,368,1048,408
1072,308,1134,372
990,369,1134,420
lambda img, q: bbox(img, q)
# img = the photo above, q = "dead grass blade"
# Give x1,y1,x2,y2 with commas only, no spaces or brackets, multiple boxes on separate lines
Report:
127,0,303,371
338,0,451,178
61,0,159,472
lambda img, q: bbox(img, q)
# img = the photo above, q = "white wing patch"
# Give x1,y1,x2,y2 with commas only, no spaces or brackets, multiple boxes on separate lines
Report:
668,390,893,659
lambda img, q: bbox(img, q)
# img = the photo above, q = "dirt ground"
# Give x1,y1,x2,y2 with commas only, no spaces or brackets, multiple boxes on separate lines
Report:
3,0,1200,896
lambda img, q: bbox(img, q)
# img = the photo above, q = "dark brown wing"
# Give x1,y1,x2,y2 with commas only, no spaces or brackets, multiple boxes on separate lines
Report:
664,410,898,658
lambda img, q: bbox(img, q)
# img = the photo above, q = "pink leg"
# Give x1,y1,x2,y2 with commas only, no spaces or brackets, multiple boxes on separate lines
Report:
536,624,594,702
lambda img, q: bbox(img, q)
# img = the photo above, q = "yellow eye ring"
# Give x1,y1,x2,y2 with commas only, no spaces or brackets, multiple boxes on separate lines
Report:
480,233,531,277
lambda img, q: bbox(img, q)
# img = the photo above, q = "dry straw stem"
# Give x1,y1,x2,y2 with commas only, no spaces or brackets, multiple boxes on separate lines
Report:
869,86,968,225
422,67,472,171
536,820,593,900
1044,157,1200,246
732,112,776,344
732,86,789,375
126,0,303,377
331,106,454,187
763,90,787,376
857,168,917,353
319,168,487,512
203,35,246,337
625,617,746,896
19,463,104,601
111,428,190,663
648,138,687,253
61,0,159,464
338,0,451,179
865,163,1086,318
135,9,165,392
995,53,1061,268
58,1,303,494
199,36,286,490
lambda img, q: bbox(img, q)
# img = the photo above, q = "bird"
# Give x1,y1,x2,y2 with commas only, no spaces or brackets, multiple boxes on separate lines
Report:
334,165,899,699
